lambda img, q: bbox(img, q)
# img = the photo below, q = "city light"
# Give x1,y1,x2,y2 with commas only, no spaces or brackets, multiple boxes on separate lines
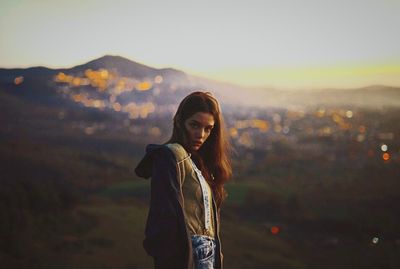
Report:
382,153,390,161
381,144,388,152
50,68,399,170
229,127,238,138
234,119,270,132
154,75,163,84
270,226,280,235
135,81,152,91
346,110,353,118
14,76,24,85
148,127,162,137
356,134,365,142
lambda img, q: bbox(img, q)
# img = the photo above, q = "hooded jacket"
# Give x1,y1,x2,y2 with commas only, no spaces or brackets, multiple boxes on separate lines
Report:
135,143,223,269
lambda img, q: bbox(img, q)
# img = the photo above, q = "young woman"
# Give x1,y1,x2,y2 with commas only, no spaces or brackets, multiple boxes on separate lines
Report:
135,91,232,269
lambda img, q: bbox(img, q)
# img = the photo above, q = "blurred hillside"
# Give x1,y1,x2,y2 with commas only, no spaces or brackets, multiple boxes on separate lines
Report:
1,56,400,269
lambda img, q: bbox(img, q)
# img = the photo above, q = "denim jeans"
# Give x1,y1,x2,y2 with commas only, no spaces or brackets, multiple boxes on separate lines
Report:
191,235,216,269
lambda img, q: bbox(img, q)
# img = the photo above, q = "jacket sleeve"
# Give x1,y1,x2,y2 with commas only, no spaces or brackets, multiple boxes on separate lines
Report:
143,147,183,259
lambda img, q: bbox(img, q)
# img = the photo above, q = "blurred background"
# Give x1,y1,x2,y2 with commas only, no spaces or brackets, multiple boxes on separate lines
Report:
1,1,400,269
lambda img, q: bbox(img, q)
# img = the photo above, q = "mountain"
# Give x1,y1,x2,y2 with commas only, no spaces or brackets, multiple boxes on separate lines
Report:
1,55,400,111
68,55,157,78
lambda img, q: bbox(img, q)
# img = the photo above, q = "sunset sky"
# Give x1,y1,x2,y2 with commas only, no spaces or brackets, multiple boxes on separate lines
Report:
1,0,399,89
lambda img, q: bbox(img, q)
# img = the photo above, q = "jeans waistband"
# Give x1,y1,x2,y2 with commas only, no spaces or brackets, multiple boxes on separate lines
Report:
191,234,215,241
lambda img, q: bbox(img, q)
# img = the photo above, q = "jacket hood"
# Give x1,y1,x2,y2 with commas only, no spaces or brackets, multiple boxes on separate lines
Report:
135,144,168,179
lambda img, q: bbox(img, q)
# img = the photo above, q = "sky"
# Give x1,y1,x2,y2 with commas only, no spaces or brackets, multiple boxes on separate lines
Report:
1,0,400,89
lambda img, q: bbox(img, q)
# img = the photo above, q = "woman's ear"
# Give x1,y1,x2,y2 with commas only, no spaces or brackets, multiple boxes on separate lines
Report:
175,114,181,129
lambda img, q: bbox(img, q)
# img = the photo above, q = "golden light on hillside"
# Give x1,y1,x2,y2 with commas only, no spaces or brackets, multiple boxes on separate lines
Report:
229,127,238,138
100,69,109,79
128,111,139,119
332,113,343,124
70,93,108,110
72,94,83,102
234,120,247,129
251,119,269,132
109,95,116,103
234,119,269,132
329,112,352,130
319,127,332,136
238,131,254,148
14,76,24,85
116,79,126,92
148,127,161,137
85,68,112,84
97,81,107,91
55,69,160,100
272,113,281,123
93,100,104,109
55,72,66,81
136,81,152,91
123,102,156,119
72,77,81,87
84,69,92,78
83,99,93,107
55,72,73,83
139,102,156,118
315,108,326,118
55,69,113,91
286,110,305,119
113,102,122,112
274,124,282,133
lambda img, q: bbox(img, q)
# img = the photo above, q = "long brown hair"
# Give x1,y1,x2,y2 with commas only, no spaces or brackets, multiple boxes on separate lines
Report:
167,91,232,207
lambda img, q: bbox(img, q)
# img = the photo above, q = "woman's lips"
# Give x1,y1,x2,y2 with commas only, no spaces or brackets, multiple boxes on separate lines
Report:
193,142,202,147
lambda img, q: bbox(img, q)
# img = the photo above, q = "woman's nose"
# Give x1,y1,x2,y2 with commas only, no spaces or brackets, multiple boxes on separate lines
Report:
196,128,205,139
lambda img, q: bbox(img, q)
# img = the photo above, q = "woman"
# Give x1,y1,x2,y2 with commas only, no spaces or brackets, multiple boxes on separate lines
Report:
135,91,232,269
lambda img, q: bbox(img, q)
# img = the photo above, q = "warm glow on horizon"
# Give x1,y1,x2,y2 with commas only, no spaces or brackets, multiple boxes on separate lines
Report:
197,63,400,89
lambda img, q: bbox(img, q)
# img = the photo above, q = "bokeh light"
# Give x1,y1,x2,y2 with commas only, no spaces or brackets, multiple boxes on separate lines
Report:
382,153,390,161
270,226,280,235
136,81,152,91
346,110,353,118
380,144,388,152
14,76,24,85
358,125,366,133
154,75,163,84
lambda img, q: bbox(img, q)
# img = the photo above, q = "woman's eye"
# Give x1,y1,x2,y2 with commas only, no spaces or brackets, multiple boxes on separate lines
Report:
190,123,199,128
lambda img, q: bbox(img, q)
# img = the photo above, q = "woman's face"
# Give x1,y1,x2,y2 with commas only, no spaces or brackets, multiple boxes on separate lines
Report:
184,112,215,151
